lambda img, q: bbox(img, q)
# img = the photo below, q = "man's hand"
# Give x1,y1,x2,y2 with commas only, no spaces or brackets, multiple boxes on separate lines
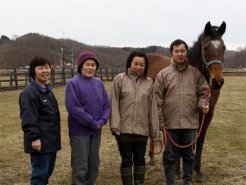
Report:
202,104,209,114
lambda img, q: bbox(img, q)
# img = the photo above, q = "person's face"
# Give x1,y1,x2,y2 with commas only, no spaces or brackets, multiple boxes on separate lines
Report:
130,56,145,76
172,44,188,65
34,64,51,86
81,59,97,79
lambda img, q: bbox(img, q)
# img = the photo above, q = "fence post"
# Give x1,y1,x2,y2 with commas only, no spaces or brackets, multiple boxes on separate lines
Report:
24,72,28,86
111,69,114,81
105,68,109,81
100,69,103,81
28,68,31,83
51,68,55,86
9,72,13,88
14,68,18,90
70,68,73,78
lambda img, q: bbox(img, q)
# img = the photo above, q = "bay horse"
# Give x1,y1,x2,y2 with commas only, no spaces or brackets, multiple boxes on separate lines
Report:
147,21,226,182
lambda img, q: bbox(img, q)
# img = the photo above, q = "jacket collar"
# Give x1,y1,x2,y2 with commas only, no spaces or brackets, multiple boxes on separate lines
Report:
171,58,188,72
32,80,52,93
127,68,145,80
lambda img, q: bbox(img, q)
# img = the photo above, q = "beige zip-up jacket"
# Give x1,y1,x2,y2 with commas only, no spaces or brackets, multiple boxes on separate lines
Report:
109,73,159,141
154,60,209,129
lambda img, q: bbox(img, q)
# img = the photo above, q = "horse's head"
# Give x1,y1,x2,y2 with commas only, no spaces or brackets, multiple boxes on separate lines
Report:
202,21,226,90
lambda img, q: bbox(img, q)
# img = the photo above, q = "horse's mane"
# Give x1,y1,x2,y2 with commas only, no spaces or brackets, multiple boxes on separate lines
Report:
188,33,208,78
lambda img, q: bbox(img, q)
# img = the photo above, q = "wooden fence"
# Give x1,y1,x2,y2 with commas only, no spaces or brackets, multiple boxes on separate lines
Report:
0,67,245,92
0,68,124,91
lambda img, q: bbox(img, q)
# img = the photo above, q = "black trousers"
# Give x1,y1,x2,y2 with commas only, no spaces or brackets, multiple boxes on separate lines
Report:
117,140,147,168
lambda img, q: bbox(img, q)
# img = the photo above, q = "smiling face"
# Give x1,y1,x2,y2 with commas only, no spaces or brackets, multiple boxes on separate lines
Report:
34,64,51,87
130,56,145,76
80,59,97,79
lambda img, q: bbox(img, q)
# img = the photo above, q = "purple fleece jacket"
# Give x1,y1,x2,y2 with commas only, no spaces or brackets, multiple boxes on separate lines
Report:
65,75,110,136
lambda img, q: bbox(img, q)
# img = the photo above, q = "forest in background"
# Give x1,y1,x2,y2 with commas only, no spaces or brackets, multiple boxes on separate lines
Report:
0,33,245,69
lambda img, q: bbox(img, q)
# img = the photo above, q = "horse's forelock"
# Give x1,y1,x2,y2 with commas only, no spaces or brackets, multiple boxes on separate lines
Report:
206,26,222,40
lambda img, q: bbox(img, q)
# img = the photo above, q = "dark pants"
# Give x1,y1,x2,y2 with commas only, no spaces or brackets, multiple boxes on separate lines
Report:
163,129,196,185
30,152,57,185
70,135,101,185
117,140,147,168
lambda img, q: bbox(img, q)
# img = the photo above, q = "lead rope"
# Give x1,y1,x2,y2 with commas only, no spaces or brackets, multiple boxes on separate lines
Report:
149,87,211,154
164,87,211,148
149,137,163,155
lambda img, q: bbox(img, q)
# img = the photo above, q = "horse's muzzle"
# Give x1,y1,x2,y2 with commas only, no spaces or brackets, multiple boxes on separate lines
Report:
210,78,224,90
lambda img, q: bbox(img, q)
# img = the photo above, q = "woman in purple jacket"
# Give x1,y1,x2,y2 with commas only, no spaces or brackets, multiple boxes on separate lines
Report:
65,50,110,185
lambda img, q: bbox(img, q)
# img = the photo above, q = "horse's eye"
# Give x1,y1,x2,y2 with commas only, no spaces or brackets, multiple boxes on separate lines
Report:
203,47,208,52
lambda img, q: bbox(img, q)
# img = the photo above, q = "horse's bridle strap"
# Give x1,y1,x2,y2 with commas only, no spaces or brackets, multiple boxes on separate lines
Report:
206,60,223,68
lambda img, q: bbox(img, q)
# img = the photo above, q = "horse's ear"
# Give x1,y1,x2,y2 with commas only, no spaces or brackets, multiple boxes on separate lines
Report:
204,21,212,36
218,21,226,36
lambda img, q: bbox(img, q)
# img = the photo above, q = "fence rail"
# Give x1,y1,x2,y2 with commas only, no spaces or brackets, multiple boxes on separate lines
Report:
0,68,124,91
0,68,245,91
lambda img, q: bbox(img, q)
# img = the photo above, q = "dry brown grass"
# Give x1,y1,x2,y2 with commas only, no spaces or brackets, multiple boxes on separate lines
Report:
0,76,245,185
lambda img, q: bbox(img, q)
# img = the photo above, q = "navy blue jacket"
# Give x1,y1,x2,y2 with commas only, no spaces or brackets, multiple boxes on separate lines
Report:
19,81,61,153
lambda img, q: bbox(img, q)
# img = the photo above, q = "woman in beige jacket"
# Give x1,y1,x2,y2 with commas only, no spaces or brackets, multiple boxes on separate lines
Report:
109,51,159,185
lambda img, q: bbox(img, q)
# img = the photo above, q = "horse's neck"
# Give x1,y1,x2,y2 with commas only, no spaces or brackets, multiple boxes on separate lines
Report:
209,89,220,110
188,42,210,83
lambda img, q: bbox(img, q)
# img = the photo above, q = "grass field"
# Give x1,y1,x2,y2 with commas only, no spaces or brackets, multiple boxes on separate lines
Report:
0,76,245,185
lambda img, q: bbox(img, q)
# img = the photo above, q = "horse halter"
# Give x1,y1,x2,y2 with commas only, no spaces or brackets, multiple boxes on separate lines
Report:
201,40,224,69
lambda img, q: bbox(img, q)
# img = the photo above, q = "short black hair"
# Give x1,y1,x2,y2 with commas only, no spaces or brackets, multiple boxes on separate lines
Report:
29,56,51,80
170,39,189,53
125,51,149,78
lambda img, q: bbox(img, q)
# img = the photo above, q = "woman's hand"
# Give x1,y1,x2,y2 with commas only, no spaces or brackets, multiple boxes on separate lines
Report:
111,128,120,136
32,139,41,152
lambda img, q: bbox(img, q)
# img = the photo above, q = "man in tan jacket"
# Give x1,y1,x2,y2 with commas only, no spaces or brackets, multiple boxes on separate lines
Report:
154,39,209,185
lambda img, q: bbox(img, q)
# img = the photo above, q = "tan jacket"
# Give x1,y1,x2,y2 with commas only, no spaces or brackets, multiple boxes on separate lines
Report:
109,73,159,141
154,60,209,129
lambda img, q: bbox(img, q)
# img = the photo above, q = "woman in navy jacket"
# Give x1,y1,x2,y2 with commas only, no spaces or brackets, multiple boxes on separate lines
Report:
19,56,61,185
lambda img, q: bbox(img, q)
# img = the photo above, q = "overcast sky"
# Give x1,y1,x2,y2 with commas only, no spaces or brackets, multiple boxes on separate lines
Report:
1,0,245,50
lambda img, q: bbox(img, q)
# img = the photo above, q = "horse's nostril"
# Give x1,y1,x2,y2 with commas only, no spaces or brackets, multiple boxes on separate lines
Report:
221,78,224,86
211,78,224,90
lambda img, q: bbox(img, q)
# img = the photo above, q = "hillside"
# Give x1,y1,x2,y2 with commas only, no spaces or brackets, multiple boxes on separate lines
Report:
0,33,131,68
0,33,245,68
0,33,169,69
